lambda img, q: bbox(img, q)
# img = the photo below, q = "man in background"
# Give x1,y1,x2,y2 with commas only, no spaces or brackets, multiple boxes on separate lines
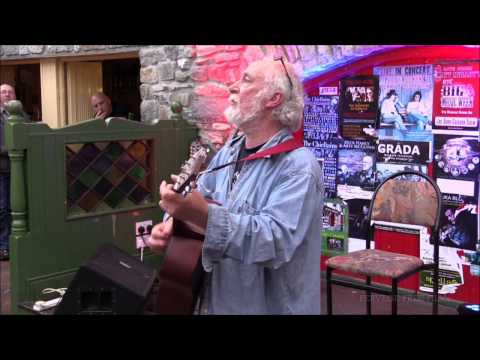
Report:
90,92,129,120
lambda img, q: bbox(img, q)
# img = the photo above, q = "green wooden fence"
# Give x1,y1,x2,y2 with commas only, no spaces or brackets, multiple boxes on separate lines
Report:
4,100,198,314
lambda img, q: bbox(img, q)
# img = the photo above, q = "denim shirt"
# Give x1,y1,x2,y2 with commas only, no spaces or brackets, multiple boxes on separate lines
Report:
197,128,324,314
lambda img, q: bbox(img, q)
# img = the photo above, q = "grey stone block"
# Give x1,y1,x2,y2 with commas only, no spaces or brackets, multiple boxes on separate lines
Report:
140,66,159,84
170,90,193,107
3,46,19,56
162,45,178,61
157,62,176,81
139,47,166,66
175,70,190,82
153,92,169,103
169,83,194,90
79,45,108,51
141,100,160,122
177,58,193,70
177,45,195,58
140,84,152,100
28,45,44,54
19,46,30,55
151,84,169,92
46,45,74,53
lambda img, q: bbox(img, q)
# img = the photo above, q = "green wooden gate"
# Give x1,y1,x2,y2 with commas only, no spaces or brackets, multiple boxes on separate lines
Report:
4,100,198,314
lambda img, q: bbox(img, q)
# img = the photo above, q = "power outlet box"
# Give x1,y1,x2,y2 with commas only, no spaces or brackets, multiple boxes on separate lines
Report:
135,220,153,249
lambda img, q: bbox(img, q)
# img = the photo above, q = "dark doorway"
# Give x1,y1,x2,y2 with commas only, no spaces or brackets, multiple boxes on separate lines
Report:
102,58,141,121
14,64,42,122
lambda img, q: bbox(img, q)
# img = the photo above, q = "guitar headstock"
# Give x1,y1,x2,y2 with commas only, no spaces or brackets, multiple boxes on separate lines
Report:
173,147,209,195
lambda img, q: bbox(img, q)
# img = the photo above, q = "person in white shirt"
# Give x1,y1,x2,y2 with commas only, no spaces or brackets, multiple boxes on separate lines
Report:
406,91,429,130
380,89,407,131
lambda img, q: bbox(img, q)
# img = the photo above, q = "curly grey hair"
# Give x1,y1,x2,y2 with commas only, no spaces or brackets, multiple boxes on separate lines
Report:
259,59,305,131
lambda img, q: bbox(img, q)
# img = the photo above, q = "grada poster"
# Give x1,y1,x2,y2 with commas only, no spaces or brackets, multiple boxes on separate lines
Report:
377,139,430,164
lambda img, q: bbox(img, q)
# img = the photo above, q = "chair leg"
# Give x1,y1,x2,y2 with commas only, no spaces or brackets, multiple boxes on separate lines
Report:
366,276,372,315
392,279,398,315
433,264,439,315
326,266,333,315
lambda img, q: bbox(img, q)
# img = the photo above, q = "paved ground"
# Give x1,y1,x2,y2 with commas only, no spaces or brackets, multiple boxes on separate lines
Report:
322,277,458,315
0,260,458,315
0,260,10,314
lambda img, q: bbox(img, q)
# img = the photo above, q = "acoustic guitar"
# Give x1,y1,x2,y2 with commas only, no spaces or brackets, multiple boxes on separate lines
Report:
155,147,210,314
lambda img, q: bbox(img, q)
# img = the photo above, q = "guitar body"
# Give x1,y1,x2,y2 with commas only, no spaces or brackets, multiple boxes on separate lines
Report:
152,146,209,314
155,220,205,314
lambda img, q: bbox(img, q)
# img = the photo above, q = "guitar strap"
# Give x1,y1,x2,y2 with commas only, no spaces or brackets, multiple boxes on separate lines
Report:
201,136,304,175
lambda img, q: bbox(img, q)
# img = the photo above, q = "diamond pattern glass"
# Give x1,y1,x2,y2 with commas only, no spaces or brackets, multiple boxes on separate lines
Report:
65,140,153,214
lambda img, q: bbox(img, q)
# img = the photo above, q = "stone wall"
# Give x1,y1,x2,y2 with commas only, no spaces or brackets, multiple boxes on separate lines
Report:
0,45,141,59
139,45,392,143
185,45,390,143
1,44,392,144
137,45,196,124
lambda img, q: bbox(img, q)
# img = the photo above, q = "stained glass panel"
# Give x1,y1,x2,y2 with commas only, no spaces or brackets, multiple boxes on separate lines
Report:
65,140,154,215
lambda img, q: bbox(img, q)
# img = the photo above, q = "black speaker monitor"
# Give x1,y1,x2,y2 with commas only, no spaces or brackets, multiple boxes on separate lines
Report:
55,243,157,315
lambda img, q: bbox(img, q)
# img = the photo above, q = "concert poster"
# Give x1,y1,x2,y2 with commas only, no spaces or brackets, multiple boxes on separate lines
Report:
322,199,349,256
377,139,430,164
336,139,378,192
344,198,371,240
418,224,466,295
376,162,428,184
304,139,339,199
432,62,480,132
433,134,480,181
304,94,340,141
436,192,478,251
339,76,379,139
373,64,434,143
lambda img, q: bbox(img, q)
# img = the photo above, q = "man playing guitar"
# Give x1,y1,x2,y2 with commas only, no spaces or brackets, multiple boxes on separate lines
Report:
149,58,324,314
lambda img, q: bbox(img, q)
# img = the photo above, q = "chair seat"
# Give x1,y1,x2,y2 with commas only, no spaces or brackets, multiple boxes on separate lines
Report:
326,249,424,279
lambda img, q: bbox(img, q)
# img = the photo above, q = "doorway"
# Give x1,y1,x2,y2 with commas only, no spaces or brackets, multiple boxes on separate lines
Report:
102,58,141,122
0,63,42,122
65,57,141,124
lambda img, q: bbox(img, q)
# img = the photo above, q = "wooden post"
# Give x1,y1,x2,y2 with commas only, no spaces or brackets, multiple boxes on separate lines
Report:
170,102,199,162
170,101,188,126
5,100,28,235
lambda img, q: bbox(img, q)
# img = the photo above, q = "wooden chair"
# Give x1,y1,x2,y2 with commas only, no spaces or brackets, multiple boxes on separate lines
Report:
326,170,442,315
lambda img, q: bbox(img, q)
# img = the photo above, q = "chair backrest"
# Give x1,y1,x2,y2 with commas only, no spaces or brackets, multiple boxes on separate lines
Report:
367,170,442,248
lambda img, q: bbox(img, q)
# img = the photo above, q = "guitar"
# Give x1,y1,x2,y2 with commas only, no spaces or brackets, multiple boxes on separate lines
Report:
154,146,210,314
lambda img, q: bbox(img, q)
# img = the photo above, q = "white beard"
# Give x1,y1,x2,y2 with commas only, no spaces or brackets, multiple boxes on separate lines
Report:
224,95,264,128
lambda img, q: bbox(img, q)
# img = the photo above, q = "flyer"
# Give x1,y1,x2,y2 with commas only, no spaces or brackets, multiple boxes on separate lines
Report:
373,64,434,143
432,62,480,132
437,192,478,251
345,198,371,240
376,162,427,183
304,94,340,141
304,139,340,199
322,199,349,257
377,139,430,164
419,227,465,294
336,139,378,191
433,134,480,180
340,76,379,139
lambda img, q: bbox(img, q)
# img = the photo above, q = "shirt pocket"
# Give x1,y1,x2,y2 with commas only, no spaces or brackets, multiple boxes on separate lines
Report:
238,200,260,216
